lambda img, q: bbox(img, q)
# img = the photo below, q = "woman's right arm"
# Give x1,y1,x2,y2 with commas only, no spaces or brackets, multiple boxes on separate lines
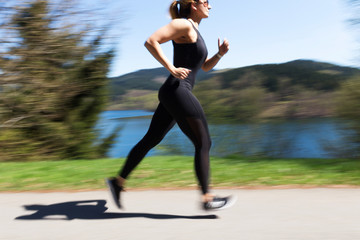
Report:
145,19,192,79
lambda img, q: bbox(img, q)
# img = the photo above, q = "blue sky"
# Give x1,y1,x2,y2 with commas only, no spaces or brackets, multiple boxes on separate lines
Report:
104,0,359,77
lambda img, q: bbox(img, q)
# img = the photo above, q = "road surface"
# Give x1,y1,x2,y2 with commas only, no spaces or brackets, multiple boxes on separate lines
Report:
1,188,360,240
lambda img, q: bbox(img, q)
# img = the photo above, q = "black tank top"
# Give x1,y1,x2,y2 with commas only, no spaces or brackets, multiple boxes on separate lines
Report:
170,21,208,89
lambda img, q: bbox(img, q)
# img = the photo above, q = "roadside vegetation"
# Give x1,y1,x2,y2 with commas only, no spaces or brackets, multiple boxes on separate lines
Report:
0,0,121,161
1,156,360,192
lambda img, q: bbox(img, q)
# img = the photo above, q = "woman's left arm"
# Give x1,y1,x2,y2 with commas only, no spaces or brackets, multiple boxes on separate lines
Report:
202,38,229,72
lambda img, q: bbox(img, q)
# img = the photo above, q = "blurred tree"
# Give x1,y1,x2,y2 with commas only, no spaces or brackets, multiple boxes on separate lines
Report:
193,76,266,122
335,78,360,158
0,0,121,161
333,0,360,158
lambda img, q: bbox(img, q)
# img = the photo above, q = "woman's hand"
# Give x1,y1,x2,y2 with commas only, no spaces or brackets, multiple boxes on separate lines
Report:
201,38,229,72
218,38,229,56
170,67,192,80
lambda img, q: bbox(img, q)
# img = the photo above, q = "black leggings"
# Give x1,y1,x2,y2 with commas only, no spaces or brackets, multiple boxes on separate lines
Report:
119,78,212,194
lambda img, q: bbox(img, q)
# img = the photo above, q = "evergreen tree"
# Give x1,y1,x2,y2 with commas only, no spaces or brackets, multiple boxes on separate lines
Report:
0,0,118,161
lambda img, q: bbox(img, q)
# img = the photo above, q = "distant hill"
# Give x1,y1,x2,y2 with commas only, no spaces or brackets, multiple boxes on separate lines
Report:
109,59,360,94
108,60,360,119
216,60,360,92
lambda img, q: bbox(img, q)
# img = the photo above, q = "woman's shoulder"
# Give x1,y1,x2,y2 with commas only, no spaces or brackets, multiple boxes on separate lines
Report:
169,18,192,30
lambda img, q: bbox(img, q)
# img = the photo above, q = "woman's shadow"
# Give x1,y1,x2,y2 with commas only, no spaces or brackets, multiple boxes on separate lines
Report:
15,200,217,220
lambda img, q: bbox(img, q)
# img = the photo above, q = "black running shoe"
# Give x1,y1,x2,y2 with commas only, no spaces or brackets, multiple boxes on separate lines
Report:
106,177,124,209
203,195,237,211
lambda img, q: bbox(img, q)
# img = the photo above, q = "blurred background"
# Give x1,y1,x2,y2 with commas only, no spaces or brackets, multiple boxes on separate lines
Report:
1,0,360,162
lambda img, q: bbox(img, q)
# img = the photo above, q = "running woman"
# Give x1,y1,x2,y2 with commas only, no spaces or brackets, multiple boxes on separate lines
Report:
107,0,236,211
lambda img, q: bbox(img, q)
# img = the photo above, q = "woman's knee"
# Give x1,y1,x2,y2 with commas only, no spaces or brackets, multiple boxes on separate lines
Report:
195,137,212,151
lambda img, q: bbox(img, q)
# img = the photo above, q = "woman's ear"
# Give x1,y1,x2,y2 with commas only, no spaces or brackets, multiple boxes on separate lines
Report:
191,2,198,11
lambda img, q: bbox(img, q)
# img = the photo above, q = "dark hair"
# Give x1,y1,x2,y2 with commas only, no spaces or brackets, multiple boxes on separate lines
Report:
169,0,197,19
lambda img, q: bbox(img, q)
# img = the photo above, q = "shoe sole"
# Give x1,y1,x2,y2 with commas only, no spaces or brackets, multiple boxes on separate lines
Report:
105,178,122,209
219,195,237,210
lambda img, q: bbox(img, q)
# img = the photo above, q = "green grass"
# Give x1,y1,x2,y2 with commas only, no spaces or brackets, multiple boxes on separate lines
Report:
1,156,360,192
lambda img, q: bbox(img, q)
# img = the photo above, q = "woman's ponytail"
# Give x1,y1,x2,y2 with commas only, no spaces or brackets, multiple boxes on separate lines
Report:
169,0,195,19
169,1,180,19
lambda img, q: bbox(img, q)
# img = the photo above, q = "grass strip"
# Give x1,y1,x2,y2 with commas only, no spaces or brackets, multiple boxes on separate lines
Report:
1,156,360,192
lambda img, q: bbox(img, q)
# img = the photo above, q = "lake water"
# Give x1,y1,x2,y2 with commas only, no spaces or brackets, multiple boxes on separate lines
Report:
97,110,353,159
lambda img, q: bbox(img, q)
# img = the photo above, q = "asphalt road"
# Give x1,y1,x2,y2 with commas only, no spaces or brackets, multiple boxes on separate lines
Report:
1,188,360,240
